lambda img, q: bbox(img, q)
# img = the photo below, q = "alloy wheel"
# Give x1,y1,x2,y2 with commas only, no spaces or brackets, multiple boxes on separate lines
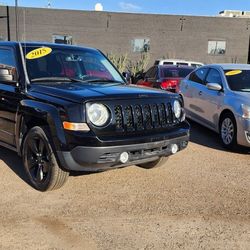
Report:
221,118,234,145
26,135,50,183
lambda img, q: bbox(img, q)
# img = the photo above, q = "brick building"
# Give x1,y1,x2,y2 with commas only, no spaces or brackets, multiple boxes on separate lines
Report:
0,6,249,66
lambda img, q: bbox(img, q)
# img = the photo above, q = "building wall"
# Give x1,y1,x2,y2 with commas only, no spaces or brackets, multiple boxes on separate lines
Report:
0,6,249,67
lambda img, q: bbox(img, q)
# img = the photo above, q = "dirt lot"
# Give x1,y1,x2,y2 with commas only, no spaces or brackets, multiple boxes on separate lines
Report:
0,121,249,250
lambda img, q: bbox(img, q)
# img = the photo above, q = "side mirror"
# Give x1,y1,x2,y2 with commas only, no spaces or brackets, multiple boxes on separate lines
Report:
0,64,18,84
122,71,131,84
206,82,222,91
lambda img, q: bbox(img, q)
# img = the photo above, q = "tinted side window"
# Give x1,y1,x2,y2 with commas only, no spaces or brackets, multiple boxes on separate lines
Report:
151,67,157,78
177,62,188,66
178,68,194,78
145,66,157,78
163,62,174,65
0,48,16,67
189,68,208,84
145,67,154,78
205,69,222,85
191,64,202,68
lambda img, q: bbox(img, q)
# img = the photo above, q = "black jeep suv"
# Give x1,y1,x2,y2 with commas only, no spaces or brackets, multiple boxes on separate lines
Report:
0,42,189,191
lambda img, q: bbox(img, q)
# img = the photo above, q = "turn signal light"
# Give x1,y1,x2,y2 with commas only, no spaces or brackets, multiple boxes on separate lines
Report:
63,122,90,131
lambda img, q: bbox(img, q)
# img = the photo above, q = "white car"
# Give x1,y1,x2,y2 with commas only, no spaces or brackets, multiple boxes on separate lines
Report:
154,59,204,68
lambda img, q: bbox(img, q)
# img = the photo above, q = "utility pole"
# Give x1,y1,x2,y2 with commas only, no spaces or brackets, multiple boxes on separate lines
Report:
179,16,186,31
15,0,19,41
6,6,10,41
0,6,10,41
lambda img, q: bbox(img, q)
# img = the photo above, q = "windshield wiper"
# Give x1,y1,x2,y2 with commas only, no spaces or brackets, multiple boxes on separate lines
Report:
31,77,124,84
81,78,124,84
31,77,77,83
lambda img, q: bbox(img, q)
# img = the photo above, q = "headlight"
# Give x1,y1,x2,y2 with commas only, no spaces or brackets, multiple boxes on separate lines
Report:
241,104,250,119
87,103,110,127
173,100,182,119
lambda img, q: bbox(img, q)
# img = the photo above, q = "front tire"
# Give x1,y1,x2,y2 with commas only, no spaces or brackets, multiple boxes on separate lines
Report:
22,126,69,191
220,113,237,150
138,157,168,169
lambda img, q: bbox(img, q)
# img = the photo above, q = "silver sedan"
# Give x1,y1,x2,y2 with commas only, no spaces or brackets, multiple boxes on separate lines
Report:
179,64,250,149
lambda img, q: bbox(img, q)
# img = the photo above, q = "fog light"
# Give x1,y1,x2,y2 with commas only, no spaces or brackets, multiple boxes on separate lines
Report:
120,152,129,163
170,144,178,154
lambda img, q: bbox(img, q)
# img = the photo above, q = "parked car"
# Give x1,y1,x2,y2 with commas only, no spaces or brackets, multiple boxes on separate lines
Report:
0,42,190,191
137,65,194,93
179,63,250,149
154,59,204,68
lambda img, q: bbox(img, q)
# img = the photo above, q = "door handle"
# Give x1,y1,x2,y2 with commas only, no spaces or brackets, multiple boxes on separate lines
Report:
198,91,202,96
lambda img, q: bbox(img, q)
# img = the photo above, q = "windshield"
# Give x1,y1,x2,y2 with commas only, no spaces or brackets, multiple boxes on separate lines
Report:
224,70,250,92
22,45,124,84
160,67,194,78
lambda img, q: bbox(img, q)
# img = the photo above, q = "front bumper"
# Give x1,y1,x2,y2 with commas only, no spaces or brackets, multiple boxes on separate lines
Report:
236,116,250,147
57,133,189,172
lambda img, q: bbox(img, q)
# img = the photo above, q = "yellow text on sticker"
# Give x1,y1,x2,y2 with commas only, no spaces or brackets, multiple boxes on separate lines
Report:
225,70,242,76
26,47,52,60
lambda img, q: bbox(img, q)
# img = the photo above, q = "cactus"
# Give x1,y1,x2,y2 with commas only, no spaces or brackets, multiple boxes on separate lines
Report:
107,52,128,73
107,52,150,84
128,52,150,76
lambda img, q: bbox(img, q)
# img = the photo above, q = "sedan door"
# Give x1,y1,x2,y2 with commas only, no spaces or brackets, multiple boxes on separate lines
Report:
197,68,224,129
180,67,209,122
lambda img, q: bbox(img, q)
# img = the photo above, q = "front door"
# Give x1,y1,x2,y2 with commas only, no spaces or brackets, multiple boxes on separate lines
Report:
0,47,20,147
183,67,209,122
197,68,224,129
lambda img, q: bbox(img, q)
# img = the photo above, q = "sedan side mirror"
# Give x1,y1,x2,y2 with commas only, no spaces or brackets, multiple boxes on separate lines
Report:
0,64,18,84
206,82,222,91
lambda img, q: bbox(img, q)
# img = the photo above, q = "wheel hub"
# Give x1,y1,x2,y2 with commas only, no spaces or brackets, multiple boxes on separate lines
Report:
221,118,234,145
26,137,49,183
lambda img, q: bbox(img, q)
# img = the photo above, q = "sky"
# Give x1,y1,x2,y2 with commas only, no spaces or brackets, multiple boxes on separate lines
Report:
1,0,250,16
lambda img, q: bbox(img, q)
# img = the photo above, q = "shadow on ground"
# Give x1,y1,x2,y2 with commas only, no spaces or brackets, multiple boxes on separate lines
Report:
189,119,250,154
0,146,30,185
0,145,95,185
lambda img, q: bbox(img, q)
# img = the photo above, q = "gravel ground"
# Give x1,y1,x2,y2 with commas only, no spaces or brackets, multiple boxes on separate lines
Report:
0,121,249,250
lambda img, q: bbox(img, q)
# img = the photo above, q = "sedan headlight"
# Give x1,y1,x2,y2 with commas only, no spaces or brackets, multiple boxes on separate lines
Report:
87,103,110,127
173,100,182,119
241,104,250,119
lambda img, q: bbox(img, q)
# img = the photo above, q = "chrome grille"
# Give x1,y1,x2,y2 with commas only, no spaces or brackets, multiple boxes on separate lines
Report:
114,102,176,132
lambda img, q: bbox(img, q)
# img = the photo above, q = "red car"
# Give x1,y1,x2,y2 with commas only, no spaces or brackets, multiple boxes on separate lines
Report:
137,65,194,92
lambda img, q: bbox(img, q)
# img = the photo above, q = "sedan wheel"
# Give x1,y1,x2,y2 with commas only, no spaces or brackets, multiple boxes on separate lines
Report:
220,113,237,149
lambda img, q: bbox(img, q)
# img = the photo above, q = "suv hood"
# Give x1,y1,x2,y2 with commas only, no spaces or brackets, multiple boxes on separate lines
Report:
29,82,176,103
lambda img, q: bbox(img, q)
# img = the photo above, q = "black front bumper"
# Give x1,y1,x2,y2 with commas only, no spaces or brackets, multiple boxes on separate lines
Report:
57,130,189,172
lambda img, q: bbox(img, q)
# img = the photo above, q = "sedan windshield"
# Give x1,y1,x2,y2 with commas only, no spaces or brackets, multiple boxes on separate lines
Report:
22,45,124,84
224,70,250,92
